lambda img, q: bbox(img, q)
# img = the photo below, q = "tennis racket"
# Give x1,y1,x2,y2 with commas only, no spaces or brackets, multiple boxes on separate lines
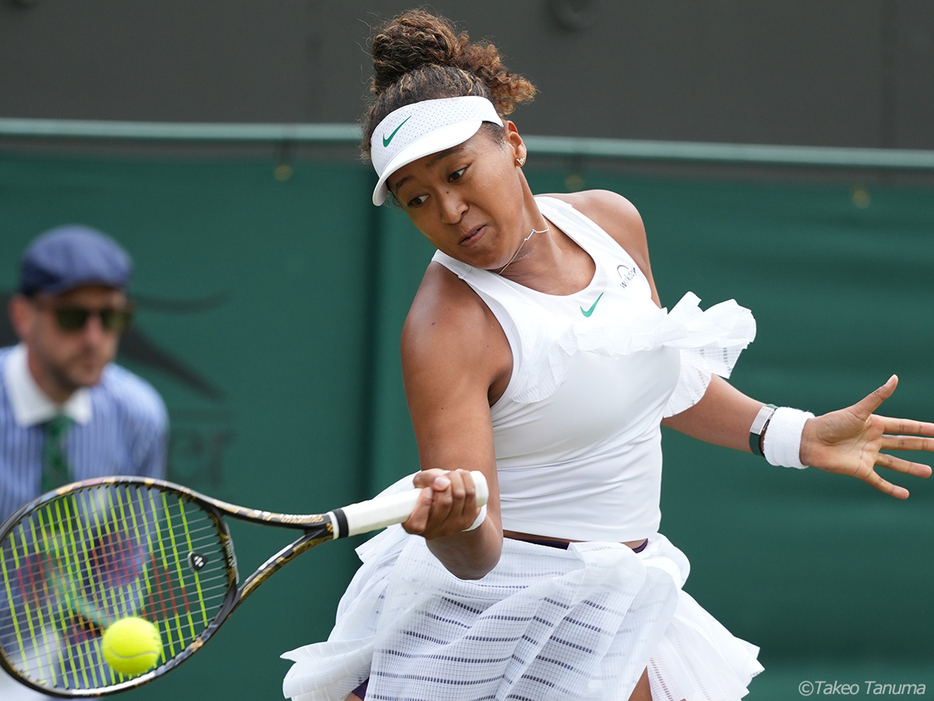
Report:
0,472,488,698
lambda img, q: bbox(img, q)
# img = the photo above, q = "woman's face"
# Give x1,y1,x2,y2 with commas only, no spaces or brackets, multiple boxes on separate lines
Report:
387,123,532,271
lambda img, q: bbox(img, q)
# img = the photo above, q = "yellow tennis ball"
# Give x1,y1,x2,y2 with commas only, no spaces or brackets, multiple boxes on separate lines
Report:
102,617,163,677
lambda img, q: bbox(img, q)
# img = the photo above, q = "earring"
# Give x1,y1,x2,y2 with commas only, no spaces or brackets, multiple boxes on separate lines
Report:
516,156,526,166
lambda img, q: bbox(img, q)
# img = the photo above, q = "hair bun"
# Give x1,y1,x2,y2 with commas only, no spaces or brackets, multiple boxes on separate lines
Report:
362,10,536,160
370,10,466,94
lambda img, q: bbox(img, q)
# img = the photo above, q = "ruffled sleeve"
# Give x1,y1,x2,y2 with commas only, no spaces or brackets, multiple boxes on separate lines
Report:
510,292,756,409
659,293,757,416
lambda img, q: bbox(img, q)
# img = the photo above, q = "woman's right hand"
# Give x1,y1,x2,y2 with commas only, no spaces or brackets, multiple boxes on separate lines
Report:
403,468,484,539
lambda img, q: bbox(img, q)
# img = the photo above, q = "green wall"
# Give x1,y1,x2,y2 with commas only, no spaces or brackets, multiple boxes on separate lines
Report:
1,149,932,699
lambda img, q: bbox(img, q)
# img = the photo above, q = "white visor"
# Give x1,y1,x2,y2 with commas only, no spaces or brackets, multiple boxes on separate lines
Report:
370,96,504,206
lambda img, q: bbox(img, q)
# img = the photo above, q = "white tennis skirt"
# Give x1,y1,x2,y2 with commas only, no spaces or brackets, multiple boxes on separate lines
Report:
281,527,763,701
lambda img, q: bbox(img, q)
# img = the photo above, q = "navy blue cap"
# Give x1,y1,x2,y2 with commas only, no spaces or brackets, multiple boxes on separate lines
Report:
19,225,133,296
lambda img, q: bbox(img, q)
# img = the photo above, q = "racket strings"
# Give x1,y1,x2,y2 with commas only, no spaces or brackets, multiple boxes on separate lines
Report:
0,484,233,692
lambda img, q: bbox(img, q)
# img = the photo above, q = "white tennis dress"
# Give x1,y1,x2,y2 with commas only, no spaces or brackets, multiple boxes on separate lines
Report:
282,197,763,700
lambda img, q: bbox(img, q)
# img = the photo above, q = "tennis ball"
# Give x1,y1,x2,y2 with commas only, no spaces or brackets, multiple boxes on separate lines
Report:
102,617,163,677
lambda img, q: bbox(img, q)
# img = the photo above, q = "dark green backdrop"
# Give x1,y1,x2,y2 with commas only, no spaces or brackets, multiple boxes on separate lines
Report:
1,149,932,699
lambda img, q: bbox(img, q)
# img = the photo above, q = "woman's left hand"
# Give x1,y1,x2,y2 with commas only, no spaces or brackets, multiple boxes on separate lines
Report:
800,375,934,498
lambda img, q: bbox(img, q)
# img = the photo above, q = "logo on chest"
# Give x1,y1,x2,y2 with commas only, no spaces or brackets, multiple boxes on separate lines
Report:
617,264,637,288
580,292,604,317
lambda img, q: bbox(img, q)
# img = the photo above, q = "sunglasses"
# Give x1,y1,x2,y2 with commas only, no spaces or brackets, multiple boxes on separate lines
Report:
36,302,135,334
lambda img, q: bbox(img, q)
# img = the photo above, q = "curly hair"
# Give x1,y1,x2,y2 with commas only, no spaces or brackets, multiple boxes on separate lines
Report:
361,10,536,160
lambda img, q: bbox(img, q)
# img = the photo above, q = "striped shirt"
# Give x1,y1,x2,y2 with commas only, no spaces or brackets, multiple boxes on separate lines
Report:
0,344,168,526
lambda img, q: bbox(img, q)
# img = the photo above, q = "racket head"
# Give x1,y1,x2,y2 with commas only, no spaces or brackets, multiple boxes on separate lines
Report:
0,477,238,697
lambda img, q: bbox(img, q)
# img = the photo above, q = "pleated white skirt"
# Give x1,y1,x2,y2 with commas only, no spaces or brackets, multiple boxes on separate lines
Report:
281,526,762,701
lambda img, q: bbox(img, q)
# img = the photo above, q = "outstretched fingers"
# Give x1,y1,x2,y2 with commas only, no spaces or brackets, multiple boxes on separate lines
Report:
875,419,934,482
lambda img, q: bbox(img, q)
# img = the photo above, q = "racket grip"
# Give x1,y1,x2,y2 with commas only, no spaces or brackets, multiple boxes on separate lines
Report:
334,471,489,538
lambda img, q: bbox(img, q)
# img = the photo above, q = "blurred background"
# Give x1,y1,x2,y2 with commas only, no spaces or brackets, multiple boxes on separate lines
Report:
1,1,933,699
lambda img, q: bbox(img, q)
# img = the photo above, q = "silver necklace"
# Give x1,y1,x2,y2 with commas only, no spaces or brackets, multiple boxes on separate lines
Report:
497,226,550,275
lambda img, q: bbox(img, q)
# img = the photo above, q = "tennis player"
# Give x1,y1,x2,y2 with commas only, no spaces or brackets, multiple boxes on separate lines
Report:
282,11,934,701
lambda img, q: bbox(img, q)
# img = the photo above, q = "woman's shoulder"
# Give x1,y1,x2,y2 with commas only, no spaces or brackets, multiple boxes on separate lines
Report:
402,262,512,395
537,190,645,238
403,262,504,355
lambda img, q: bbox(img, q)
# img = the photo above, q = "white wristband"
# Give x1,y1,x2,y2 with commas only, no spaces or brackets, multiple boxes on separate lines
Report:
762,407,814,469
